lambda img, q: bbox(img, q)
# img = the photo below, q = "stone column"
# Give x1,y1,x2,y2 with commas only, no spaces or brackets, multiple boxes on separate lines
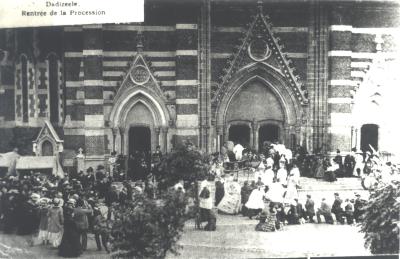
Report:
161,127,169,154
119,127,125,155
198,0,212,153
306,2,329,153
155,127,161,148
216,125,223,152
112,127,118,152
251,119,258,151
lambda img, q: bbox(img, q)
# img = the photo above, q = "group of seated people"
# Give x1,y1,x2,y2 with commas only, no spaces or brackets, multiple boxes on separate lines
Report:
253,192,367,232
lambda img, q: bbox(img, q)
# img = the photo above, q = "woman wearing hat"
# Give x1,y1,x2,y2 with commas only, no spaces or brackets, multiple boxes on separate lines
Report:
59,199,82,257
47,198,64,248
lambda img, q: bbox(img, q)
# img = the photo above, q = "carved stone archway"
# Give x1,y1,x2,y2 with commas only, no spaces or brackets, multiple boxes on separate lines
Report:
108,51,172,155
215,64,304,151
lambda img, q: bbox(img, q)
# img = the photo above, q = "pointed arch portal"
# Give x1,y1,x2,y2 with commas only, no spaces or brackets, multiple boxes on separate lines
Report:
108,50,172,162
215,64,304,151
109,86,170,156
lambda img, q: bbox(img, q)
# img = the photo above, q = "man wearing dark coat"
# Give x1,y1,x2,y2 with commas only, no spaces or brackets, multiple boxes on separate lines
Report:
331,193,344,224
317,198,333,224
305,194,315,223
240,181,252,216
333,150,343,177
4,191,19,234
215,177,225,206
74,198,93,251
344,153,356,177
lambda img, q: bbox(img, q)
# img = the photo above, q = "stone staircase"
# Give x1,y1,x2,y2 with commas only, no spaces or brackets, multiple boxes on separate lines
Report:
296,177,369,207
205,174,369,208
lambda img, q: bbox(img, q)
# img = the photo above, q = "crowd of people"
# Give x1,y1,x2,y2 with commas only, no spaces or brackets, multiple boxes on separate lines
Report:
0,139,398,256
198,141,399,232
0,165,152,257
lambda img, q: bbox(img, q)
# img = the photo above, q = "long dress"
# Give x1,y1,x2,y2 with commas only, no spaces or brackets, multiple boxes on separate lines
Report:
245,188,265,210
38,207,49,242
58,208,82,258
217,181,241,214
284,173,299,203
48,206,64,247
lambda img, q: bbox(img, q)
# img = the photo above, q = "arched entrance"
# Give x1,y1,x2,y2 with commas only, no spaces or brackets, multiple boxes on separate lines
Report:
229,124,250,146
109,86,171,177
128,126,151,180
129,126,151,154
361,124,378,152
42,140,54,156
214,64,304,153
224,79,285,151
258,124,280,151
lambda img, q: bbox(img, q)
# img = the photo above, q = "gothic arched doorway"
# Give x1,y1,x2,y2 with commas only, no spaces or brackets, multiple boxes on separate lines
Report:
42,140,54,156
258,124,280,152
129,126,151,154
128,126,151,180
229,124,250,147
361,124,379,152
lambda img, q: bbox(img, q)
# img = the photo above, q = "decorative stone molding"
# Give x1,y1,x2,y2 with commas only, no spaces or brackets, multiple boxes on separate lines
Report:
211,3,308,109
32,121,64,156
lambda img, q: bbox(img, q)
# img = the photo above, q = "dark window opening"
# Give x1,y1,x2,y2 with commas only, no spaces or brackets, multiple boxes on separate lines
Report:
361,124,379,152
49,55,59,123
128,126,151,180
259,124,280,152
229,124,250,147
42,140,54,156
21,55,28,123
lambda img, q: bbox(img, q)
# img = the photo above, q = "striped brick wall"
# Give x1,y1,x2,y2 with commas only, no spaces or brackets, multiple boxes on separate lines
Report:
101,25,177,99
83,25,106,168
63,26,85,159
175,22,199,146
328,4,354,153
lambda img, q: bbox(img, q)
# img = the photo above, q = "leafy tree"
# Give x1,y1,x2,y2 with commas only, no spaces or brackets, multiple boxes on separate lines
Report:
154,142,211,190
110,189,187,258
360,180,400,254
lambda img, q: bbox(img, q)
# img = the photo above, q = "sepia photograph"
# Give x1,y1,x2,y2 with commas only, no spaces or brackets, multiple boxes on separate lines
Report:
0,0,399,258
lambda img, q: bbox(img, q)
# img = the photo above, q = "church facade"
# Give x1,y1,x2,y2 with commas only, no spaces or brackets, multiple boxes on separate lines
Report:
0,0,398,168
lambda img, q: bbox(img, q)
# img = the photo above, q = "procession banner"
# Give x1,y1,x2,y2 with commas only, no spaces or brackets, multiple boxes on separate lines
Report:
0,0,144,28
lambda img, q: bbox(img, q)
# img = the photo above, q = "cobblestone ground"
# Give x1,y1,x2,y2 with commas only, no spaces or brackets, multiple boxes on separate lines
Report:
0,214,369,258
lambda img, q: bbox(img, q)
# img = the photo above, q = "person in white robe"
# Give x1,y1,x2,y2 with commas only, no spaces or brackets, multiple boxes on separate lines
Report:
276,164,288,186
284,148,293,163
353,151,364,177
284,165,300,203
262,166,275,187
233,143,245,161
254,161,265,183
265,155,274,169
245,186,265,219
266,180,285,204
